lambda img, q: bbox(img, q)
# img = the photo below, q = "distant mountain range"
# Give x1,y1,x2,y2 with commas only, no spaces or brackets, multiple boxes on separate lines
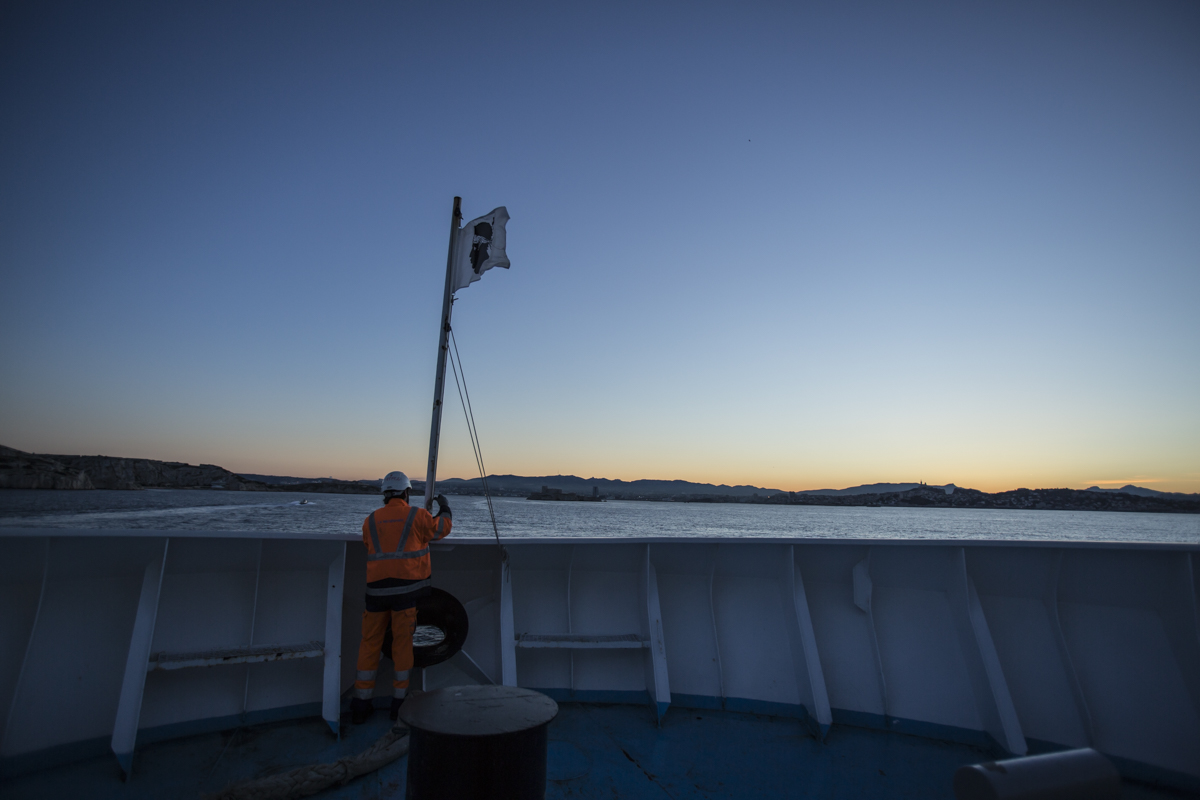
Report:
238,473,379,488
798,482,957,496
1084,484,1198,499
433,476,1196,512
721,485,1200,514
430,476,960,499
2,445,1195,511
429,474,782,499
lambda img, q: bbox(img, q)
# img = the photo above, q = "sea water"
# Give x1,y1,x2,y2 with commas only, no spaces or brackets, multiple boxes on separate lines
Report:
0,489,1197,544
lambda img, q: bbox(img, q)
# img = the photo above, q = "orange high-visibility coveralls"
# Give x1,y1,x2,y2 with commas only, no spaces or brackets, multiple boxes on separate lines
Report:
354,497,452,701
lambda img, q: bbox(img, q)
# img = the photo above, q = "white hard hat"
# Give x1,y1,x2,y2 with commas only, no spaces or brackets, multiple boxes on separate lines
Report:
381,471,411,494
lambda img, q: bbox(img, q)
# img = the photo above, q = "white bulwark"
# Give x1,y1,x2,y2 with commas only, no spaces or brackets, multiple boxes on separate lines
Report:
1,528,1198,791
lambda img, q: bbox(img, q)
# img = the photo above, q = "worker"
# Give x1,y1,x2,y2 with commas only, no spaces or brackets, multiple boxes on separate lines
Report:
351,471,452,724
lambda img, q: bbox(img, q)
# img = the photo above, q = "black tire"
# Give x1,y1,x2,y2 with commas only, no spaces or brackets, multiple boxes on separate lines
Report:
380,587,470,669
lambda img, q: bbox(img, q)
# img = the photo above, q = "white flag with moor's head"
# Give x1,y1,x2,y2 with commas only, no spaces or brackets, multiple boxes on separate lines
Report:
452,207,510,292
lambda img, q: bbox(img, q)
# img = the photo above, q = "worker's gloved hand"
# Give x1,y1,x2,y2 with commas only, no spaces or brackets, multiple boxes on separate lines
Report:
435,494,451,514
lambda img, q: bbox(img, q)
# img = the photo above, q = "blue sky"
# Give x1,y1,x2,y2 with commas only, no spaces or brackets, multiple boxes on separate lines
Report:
2,1,1197,492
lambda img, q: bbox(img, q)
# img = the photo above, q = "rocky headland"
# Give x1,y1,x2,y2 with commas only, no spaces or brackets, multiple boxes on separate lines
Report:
0,446,376,493
0,447,95,490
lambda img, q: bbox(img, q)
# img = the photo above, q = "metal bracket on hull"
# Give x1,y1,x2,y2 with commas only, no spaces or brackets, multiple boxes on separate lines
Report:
322,544,345,737
1182,553,1200,722
783,546,832,738
240,540,264,724
499,557,517,686
853,556,872,614
854,551,890,720
952,548,1026,755
567,545,576,691
0,538,50,760
642,547,671,725
111,539,169,779
707,547,726,703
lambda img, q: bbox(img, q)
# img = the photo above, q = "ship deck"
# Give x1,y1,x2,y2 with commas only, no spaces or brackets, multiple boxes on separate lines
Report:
2,701,1188,799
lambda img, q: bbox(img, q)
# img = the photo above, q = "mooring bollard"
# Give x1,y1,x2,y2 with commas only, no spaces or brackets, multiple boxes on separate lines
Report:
399,685,559,800
953,747,1120,800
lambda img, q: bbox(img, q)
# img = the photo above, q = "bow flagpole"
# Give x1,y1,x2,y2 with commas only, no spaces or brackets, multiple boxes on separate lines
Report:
424,196,462,511
422,198,510,511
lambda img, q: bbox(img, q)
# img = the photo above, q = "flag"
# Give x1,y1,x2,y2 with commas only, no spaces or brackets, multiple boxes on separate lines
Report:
451,207,510,292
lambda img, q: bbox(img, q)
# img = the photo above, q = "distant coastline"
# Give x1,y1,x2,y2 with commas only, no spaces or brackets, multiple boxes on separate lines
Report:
431,475,1200,513
1,445,1196,513
684,485,1200,514
0,446,377,494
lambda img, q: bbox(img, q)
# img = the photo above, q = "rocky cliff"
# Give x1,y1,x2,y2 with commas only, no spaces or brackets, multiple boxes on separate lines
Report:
0,446,94,490
0,445,379,493
0,446,268,491
49,454,271,490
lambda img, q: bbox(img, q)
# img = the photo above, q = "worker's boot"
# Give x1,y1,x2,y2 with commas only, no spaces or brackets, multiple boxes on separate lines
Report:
350,697,373,725
389,697,404,721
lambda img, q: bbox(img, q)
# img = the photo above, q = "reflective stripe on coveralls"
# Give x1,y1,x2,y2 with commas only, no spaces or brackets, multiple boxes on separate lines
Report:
364,504,443,583
366,509,425,559
356,669,408,682
354,607,417,699
368,549,430,560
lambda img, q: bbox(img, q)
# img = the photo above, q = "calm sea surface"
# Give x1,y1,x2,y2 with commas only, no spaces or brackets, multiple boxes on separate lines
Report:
0,489,1197,543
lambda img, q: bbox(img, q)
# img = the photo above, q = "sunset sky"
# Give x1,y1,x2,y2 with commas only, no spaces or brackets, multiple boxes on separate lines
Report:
2,1,1197,493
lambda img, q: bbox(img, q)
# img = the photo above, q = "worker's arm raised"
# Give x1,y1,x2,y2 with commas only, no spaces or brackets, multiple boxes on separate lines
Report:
430,495,452,541
411,500,452,545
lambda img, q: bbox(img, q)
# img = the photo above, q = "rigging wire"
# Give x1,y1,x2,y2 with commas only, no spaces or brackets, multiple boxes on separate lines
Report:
447,335,501,555
446,326,503,555
446,335,487,510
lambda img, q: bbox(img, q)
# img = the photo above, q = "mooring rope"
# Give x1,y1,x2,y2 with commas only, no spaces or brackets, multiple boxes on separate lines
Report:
447,326,503,555
203,728,409,800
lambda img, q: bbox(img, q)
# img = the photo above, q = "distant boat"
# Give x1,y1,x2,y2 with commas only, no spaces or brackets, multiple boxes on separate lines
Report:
527,485,604,502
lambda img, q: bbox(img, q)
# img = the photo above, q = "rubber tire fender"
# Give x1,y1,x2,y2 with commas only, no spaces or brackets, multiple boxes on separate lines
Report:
381,587,470,669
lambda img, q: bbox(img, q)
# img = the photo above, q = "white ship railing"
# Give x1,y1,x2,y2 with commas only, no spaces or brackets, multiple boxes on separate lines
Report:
1,529,1197,792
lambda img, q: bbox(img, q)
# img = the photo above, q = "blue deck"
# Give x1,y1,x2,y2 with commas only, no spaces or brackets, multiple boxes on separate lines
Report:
2,702,1190,799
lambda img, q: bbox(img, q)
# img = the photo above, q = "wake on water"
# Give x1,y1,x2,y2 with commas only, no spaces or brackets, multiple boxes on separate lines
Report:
0,499,317,527
2,490,1195,541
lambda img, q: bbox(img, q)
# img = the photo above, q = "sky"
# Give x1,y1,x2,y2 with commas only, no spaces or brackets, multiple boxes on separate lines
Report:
1,1,1198,494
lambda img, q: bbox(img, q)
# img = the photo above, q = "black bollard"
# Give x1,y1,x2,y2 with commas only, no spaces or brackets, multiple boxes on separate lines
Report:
400,685,559,800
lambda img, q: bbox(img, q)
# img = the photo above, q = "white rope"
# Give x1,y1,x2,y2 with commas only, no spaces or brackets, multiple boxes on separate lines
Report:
203,728,409,800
